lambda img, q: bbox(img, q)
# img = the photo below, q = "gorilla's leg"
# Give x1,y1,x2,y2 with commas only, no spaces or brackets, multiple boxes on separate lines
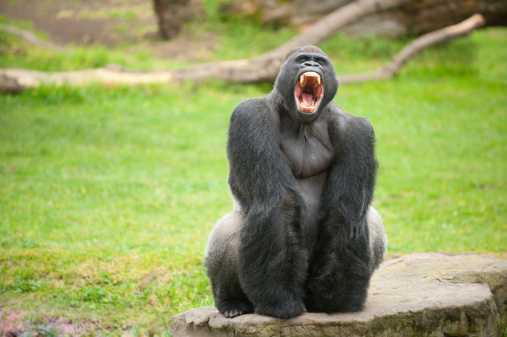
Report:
367,206,387,271
305,206,386,313
205,211,253,318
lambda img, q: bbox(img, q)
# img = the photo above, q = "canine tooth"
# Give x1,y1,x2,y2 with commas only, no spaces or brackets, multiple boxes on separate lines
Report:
314,80,319,88
300,75,306,87
311,98,315,106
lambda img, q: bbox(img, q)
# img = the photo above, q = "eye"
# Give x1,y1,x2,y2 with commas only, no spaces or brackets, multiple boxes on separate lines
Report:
295,55,310,64
314,56,329,65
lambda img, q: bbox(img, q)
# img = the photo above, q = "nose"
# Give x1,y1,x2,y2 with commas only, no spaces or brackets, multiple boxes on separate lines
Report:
302,61,320,68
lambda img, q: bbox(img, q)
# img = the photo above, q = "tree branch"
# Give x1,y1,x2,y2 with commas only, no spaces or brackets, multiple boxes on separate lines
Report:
0,12,485,93
339,13,486,84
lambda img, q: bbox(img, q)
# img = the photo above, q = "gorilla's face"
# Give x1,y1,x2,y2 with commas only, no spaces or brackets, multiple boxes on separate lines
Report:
275,46,339,123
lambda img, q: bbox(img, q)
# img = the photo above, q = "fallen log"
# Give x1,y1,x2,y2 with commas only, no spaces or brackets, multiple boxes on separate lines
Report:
0,13,485,93
226,0,507,37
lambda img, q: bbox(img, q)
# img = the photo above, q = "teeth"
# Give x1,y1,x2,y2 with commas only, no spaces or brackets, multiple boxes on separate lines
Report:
299,101,316,113
300,73,321,88
300,75,306,87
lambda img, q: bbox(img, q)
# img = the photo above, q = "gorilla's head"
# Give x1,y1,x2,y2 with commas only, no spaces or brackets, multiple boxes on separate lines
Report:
274,46,339,123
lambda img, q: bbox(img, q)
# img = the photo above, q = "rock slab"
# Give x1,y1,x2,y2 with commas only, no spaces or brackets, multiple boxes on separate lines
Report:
170,253,507,336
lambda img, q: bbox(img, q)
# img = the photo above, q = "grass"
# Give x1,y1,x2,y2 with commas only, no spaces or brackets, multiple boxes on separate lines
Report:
0,6,506,335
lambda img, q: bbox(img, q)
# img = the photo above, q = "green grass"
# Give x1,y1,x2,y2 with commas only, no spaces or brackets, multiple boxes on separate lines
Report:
0,8,506,336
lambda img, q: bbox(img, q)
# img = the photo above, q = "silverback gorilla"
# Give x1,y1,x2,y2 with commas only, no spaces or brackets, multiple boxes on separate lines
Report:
205,46,386,319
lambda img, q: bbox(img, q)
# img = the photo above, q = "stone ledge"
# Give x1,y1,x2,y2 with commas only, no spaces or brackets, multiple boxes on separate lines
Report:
170,253,507,337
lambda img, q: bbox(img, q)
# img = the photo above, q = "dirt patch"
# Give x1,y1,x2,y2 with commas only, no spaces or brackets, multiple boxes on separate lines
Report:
0,309,25,336
0,0,218,61
131,30,219,62
0,308,116,337
0,0,156,46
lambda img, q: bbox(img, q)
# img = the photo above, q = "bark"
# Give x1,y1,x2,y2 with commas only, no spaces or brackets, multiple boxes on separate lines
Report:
0,13,485,93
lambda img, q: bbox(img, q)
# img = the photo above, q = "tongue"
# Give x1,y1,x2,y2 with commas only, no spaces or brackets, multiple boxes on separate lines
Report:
302,92,313,107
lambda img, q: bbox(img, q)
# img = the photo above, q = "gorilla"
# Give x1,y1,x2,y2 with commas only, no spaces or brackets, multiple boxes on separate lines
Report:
205,45,386,320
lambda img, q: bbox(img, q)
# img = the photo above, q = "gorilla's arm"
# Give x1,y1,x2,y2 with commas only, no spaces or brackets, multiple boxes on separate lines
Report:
227,98,308,319
306,110,378,313
325,113,377,238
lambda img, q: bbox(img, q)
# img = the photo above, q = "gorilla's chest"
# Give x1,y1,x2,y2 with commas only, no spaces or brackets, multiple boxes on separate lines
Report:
280,121,334,179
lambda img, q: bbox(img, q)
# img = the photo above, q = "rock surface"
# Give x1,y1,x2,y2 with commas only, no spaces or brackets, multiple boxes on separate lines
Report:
170,253,507,337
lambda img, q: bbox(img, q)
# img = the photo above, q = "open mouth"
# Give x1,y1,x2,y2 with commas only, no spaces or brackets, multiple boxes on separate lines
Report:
295,71,324,114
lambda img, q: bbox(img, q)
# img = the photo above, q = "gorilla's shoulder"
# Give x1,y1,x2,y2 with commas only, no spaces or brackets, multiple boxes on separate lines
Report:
326,103,375,139
230,96,278,125
234,97,265,111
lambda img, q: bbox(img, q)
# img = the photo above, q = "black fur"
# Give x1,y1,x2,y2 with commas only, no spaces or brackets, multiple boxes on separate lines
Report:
227,98,308,319
205,46,384,319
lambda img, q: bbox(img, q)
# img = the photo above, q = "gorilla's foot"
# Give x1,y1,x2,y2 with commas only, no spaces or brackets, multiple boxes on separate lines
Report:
255,301,305,319
305,288,367,314
218,300,254,318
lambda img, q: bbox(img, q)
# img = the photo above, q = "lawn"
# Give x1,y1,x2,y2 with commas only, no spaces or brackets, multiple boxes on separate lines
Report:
0,12,506,336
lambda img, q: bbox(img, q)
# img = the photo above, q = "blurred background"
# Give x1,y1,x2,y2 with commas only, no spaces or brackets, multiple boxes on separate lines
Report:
0,0,505,335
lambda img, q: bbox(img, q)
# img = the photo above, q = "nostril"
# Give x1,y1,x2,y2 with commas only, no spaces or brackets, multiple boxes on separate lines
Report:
303,61,320,68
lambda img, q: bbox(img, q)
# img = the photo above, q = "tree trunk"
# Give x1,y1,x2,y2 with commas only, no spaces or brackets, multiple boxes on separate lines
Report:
225,0,507,37
152,0,201,40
